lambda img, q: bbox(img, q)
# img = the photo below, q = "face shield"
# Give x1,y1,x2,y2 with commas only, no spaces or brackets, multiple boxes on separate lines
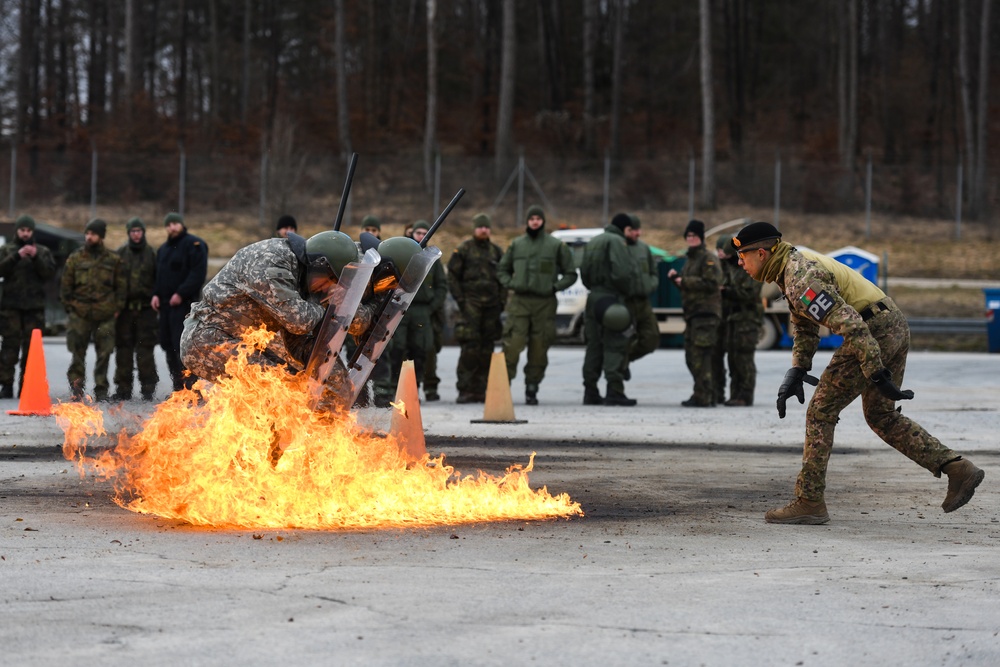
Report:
306,254,338,301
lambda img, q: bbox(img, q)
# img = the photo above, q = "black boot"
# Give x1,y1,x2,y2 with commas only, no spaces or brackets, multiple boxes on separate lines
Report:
583,388,603,405
604,390,637,407
525,384,539,405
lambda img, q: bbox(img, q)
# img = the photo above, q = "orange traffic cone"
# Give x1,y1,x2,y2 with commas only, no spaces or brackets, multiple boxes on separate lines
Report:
471,351,527,424
8,328,52,416
388,360,428,461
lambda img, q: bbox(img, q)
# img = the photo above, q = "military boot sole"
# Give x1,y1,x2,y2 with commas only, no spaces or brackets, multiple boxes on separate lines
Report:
942,467,985,513
764,509,830,525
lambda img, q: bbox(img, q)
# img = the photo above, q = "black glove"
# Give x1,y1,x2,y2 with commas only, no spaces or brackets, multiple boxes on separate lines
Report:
776,367,820,419
870,368,914,401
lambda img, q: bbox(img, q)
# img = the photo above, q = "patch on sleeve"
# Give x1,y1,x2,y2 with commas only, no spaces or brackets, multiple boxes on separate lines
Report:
799,281,836,322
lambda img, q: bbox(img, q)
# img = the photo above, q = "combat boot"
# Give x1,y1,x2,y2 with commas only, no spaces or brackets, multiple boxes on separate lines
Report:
764,497,830,525
583,388,603,405
424,390,440,402
456,392,478,404
941,458,985,513
525,384,539,406
113,389,132,401
604,390,637,407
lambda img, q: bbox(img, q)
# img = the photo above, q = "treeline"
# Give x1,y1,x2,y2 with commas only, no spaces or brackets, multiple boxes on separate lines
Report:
2,1,996,217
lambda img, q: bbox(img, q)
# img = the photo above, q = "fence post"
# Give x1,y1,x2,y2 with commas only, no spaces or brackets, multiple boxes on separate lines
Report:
9,145,16,218
688,154,695,222
516,152,525,225
865,151,872,239
433,151,441,217
89,149,98,220
955,159,963,241
773,151,781,229
602,151,610,225
178,145,186,216
259,150,268,231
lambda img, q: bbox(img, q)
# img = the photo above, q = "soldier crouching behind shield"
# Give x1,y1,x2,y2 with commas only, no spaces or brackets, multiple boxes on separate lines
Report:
180,230,366,411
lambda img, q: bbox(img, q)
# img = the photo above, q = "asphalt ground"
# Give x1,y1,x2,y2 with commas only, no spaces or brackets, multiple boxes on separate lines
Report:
1,338,998,666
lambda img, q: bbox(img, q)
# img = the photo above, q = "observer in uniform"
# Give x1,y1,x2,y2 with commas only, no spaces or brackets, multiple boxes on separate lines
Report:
60,218,126,401
667,219,722,407
113,218,159,401
180,231,360,407
713,234,762,406
0,215,56,398
623,214,660,378
390,220,447,396
497,204,576,405
733,221,985,525
580,212,644,407
447,212,506,404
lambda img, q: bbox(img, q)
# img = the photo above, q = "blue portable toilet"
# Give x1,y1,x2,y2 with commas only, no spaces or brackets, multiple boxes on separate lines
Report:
828,245,880,285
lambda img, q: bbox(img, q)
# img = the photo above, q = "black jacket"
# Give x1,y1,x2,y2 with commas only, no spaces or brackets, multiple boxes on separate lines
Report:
154,228,208,302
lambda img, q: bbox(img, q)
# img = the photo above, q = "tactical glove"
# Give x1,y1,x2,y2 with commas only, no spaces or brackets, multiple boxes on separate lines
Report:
776,367,820,418
870,368,914,401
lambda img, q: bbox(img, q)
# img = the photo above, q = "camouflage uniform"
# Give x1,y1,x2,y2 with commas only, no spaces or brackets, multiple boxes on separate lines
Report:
60,243,126,400
392,255,447,390
0,229,56,396
713,254,762,405
678,244,722,405
625,239,660,366
422,261,448,400
447,236,505,400
114,233,159,399
766,244,961,500
580,223,644,399
498,227,576,397
180,237,324,383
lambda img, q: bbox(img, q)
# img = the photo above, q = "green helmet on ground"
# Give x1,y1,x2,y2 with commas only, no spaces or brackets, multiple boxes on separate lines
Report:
377,236,422,276
306,230,358,279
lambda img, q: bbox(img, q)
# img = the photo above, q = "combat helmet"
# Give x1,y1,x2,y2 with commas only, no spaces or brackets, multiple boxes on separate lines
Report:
377,236,422,277
593,296,632,333
306,230,358,280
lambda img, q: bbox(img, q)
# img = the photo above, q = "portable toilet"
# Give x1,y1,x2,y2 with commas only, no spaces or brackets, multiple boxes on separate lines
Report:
828,245,880,285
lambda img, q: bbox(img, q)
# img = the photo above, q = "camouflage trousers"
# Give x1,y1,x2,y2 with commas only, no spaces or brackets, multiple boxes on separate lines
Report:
796,307,959,501
582,291,631,395
713,316,759,404
0,308,45,389
502,294,557,388
683,314,719,404
454,301,502,396
114,306,159,396
66,312,116,398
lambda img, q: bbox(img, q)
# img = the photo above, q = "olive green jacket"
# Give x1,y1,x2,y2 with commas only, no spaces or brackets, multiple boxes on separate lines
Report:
498,230,577,297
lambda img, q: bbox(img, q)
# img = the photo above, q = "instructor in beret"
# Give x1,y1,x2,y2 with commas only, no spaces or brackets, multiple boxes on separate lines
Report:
733,221,984,524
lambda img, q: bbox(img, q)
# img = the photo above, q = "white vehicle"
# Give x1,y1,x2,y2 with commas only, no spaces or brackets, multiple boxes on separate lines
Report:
550,227,604,341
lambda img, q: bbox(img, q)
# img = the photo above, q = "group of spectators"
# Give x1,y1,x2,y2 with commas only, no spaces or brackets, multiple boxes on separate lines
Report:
0,209,984,524
0,212,207,402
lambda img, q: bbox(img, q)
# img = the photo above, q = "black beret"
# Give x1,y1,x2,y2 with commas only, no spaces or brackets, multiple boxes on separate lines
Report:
732,222,782,251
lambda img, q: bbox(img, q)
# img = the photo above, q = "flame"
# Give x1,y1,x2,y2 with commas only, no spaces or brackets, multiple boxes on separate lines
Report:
390,398,407,418
54,326,582,529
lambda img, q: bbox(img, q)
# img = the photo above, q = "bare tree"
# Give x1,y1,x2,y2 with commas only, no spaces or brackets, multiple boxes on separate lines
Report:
973,0,992,217
495,0,515,180
609,0,624,160
424,0,437,191
334,0,352,158
958,0,976,212
699,0,716,209
582,0,596,155
837,0,858,202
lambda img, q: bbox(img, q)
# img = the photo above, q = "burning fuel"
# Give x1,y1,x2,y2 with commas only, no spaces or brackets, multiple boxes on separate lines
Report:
54,327,582,529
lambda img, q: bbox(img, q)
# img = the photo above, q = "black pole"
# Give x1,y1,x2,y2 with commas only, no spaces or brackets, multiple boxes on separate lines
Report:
333,152,359,231
419,188,465,248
